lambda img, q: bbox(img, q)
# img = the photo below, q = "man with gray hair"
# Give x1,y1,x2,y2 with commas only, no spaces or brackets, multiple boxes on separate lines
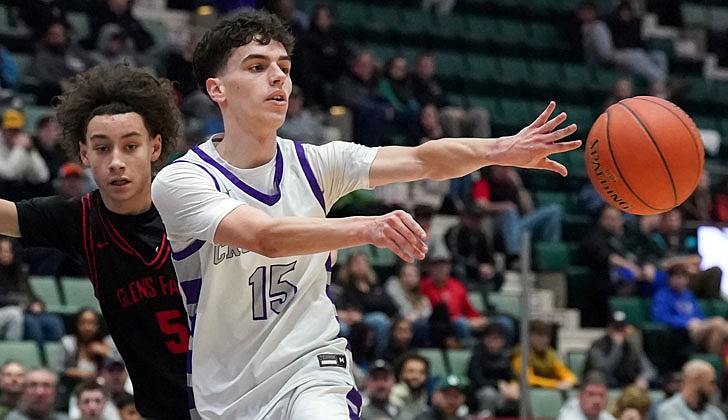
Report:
558,370,615,420
5,368,69,420
656,359,726,420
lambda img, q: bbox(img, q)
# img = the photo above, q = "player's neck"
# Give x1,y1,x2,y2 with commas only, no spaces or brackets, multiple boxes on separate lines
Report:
215,116,278,169
99,187,153,216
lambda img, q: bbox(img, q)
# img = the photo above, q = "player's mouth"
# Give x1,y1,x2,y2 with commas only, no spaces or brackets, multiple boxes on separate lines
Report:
266,91,287,104
110,179,131,186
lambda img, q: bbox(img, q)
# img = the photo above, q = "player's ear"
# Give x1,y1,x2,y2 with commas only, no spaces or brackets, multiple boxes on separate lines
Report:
150,134,162,162
206,78,225,103
79,142,90,166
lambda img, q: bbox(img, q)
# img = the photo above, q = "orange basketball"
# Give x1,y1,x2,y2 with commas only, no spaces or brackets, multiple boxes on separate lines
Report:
585,96,704,215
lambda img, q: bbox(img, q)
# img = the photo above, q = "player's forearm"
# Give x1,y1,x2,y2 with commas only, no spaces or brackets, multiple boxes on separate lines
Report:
415,137,504,181
0,199,20,237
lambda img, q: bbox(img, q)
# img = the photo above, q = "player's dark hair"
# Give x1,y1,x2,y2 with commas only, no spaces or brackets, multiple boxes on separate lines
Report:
73,379,106,398
54,64,181,170
192,8,295,96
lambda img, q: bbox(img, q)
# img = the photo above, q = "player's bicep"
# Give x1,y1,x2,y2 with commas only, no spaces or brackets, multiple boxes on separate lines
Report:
0,199,19,237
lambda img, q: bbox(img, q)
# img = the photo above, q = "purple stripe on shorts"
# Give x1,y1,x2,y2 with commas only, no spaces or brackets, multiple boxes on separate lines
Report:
293,141,325,210
346,387,362,420
187,386,195,409
180,278,202,305
172,239,205,261
189,314,197,336
192,144,283,206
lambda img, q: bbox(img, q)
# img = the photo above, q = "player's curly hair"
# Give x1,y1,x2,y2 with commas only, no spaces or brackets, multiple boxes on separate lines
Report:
54,64,182,170
193,8,295,96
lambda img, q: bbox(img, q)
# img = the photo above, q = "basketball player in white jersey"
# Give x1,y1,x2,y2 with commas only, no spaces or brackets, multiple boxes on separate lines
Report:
151,9,581,419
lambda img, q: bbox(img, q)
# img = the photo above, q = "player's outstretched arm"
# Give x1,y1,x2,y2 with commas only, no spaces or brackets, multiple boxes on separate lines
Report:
0,199,20,237
369,101,582,188
214,206,428,262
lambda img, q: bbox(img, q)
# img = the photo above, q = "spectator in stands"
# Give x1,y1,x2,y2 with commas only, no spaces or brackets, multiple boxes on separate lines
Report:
383,317,417,366
54,163,89,200
650,372,682,419
68,357,127,420
5,368,69,420
652,208,722,299
0,239,25,343
513,320,578,390
277,85,325,145
468,323,519,418
390,354,429,420
474,166,562,268
32,22,94,106
17,0,70,41
420,254,488,346
422,0,456,15
0,361,25,418
0,43,19,93
713,175,728,223
652,264,728,355
61,309,116,389
576,0,669,98
333,50,393,147
0,109,51,200
656,359,726,420
583,310,657,389
412,205,450,269
332,253,398,358
89,24,137,67
581,206,655,326
297,4,350,107
72,380,107,420
32,116,65,194
379,55,420,138
361,359,400,420
114,394,139,420
558,370,614,420
385,263,432,347
601,77,634,111
409,52,490,139
681,169,714,223
84,0,154,53
611,384,652,420
444,204,503,291
0,236,64,344
414,374,469,420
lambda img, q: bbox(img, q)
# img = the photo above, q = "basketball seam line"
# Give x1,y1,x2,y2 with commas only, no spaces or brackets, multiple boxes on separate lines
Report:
605,108,664,211
631,96,704,195
617,102,678,207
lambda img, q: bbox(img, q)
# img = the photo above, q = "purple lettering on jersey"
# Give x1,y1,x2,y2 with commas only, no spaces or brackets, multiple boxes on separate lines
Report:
172,239,205,261
180,278,202,305
347,387,362,420
294,141,325,211
192,144,284,206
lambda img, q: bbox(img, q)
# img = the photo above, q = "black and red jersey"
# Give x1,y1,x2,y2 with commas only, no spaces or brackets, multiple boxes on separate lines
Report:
17,191,191,419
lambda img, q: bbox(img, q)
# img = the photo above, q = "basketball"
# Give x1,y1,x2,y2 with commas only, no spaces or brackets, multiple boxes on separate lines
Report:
585,96,704,215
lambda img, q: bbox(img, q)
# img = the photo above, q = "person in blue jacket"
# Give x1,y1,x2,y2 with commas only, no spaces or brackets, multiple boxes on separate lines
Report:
652,263,728,355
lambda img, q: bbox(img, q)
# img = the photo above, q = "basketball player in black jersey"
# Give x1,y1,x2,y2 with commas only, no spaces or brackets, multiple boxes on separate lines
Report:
0,65,192,419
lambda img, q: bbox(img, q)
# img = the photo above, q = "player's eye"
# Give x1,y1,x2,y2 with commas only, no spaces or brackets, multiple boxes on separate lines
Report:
249,64,263,72
280,66,291,75
126,144,138,151
95,146,108,152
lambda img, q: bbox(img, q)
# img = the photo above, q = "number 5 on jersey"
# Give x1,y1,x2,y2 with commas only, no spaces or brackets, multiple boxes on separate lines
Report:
249,261,298,320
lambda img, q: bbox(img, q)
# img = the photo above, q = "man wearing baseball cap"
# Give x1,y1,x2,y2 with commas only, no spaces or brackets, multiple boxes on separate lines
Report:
416,374,470,420
0,108,50,199
361,359,400,420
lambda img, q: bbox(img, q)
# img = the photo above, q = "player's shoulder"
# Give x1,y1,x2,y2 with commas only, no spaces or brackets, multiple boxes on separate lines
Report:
17,194,83,214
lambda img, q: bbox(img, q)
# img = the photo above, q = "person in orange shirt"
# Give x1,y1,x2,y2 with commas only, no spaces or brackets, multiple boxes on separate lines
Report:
512,320,577,390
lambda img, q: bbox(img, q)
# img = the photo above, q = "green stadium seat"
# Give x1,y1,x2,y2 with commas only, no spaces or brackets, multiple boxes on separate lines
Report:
496,19,530,50
22,105,54,131
466,16,500,45
496,56,530,88
466,54,498,87
529,59,563,98
431,13,469,46
364,6,400,36
468,291,486,314
43,341,65,372
566,350,588,378
60,277,100,313
529,388,564,418
335,2,371,31
433,51,468,79
397,8,433,40
709,299,728,318
0,340,43,369
488,293,521,317
561,62,592,94
67,11,89,39
29,276,62,307
445,348,472,377
534,240,570,271
418,348,447,379
609,297,651,326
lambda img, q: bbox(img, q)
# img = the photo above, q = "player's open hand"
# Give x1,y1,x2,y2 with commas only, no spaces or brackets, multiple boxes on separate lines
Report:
366,210,428,262
500,101,582,176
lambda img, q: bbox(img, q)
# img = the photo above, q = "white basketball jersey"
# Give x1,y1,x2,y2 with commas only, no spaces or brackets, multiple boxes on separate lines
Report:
152,136,377,419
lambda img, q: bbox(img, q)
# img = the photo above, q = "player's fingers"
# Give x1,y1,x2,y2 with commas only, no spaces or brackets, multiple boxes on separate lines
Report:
528,101,556,128
389,222,428,260
537,112,568,134
539,158,568,177
548,139,583,153
395,210,428,242
382,236,416,263
544,124,578,143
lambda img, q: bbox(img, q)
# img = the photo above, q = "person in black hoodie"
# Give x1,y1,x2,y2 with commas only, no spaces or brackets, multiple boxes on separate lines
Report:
467,323,519,417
